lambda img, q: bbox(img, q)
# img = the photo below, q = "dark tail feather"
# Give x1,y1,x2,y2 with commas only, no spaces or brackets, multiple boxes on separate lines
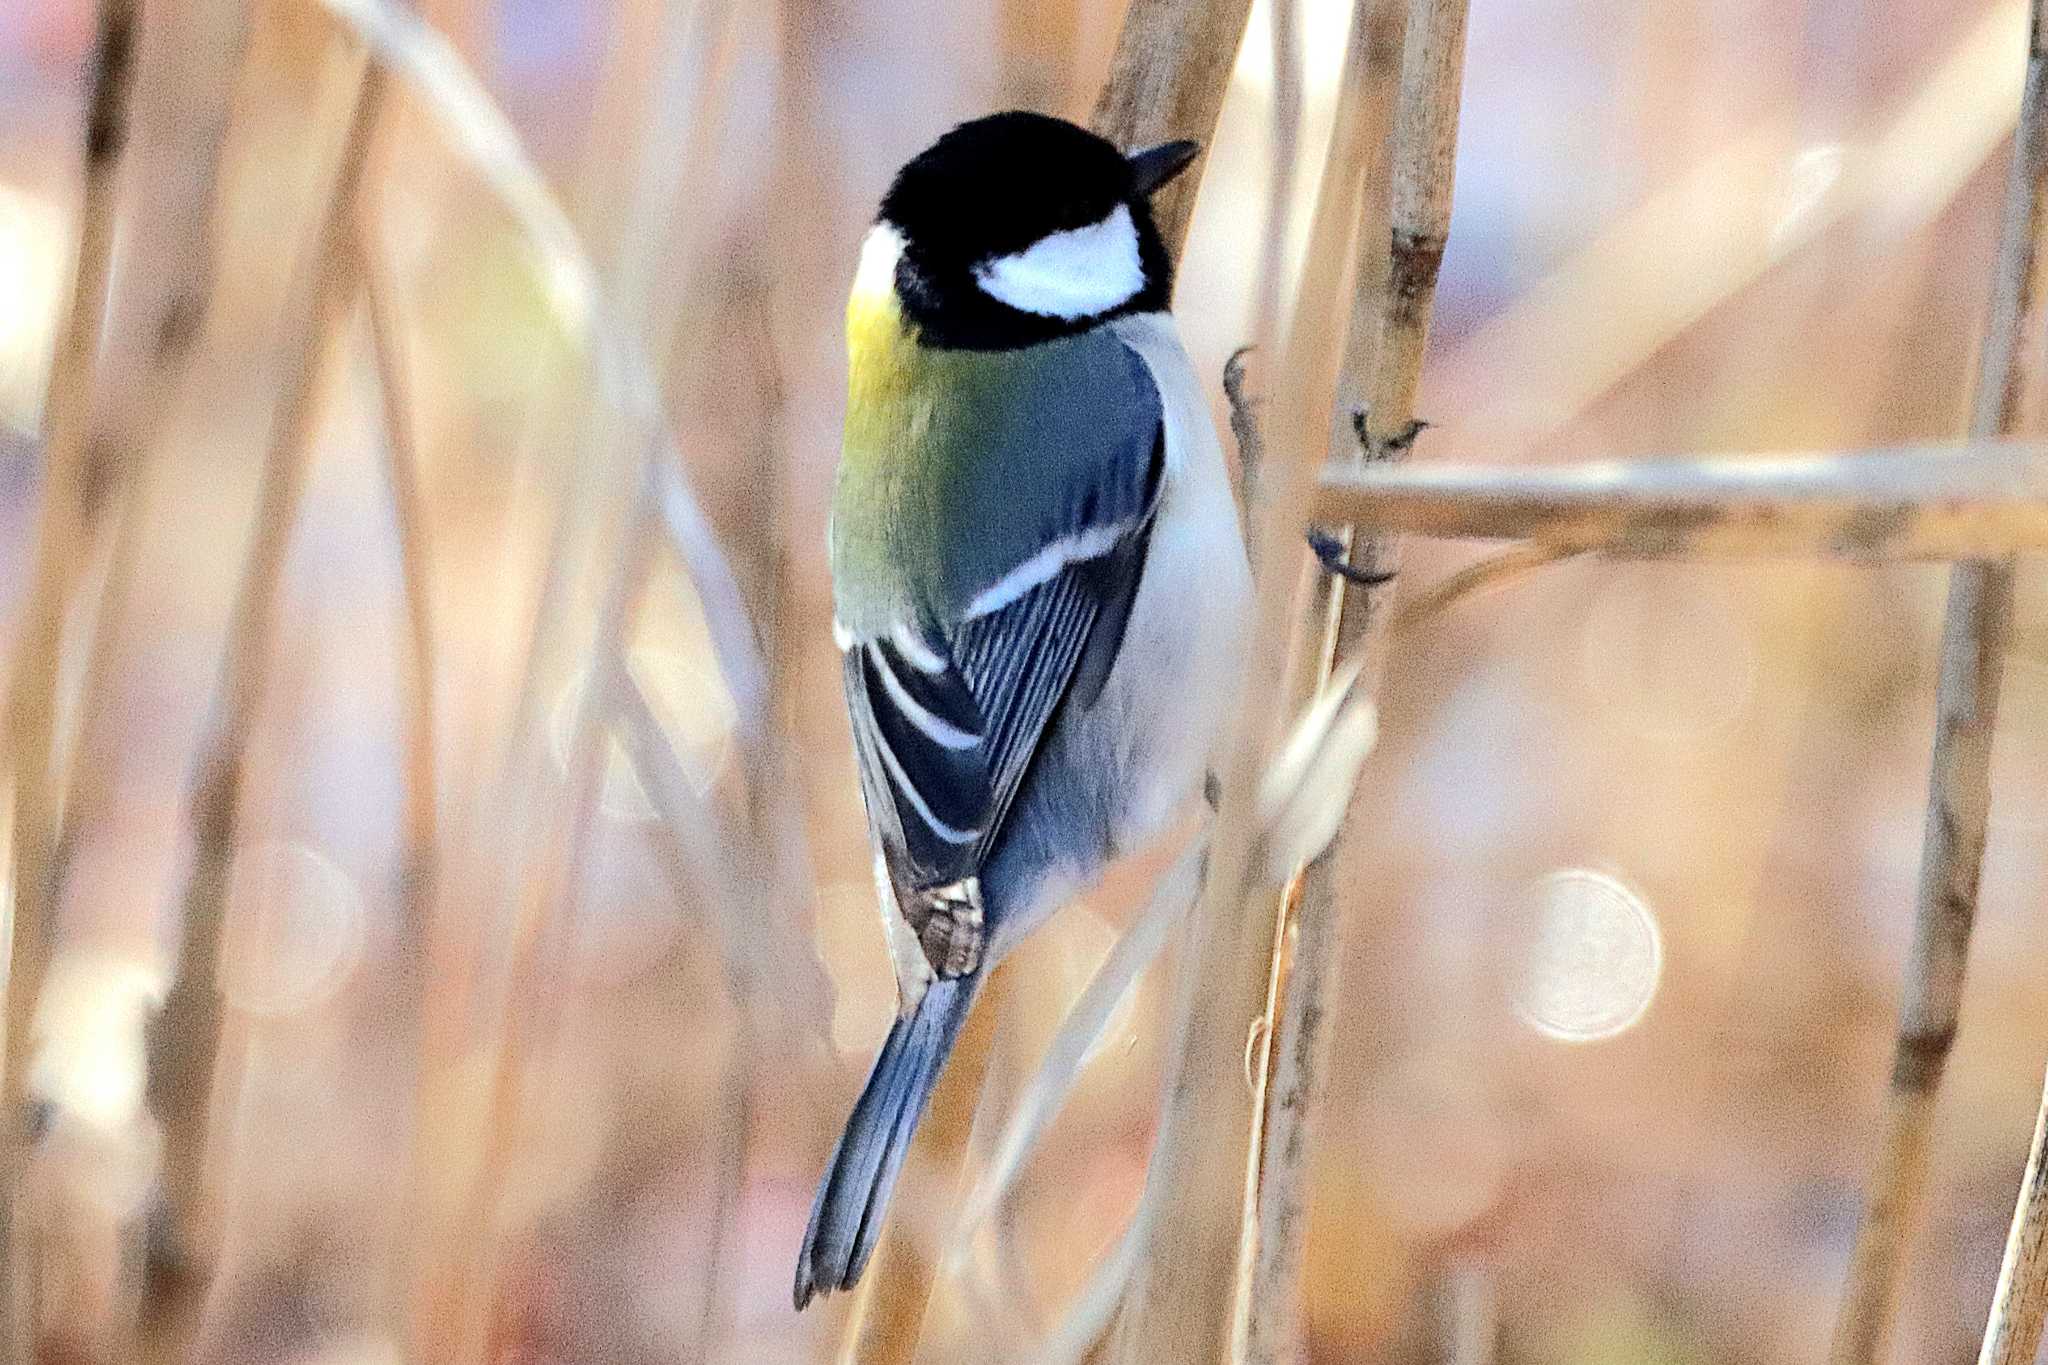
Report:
793,975,979,1309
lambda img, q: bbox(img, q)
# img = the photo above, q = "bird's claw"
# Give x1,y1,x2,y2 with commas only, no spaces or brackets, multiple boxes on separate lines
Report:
1308,528,1396,586
1349,408,1431,457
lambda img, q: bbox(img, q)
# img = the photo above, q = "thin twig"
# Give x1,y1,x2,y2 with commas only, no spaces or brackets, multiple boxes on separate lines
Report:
448,507,656,1365
140,48,389,1323
1243,2,1465,1359
1248,0,1302,354
1829,3,2048,1360
0,0,140,1352
1392,544,1581,633
1444,1260,1497,1365
356,221,449,1365
1241,0,1411,1358
1979,1068,2048,1365
359,227,438,979
312,0,771,747
610,673,751,1365
1090,0,1259,257
949,837,1207,1252
1311,440,2048,558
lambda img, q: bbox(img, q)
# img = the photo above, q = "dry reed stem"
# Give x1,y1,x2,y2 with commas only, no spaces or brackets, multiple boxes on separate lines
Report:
1239,0,1406,1353
447,510,656,1365
0,0,140,1353
62,0,254,872
358,229,438,974
1390,543,1581,633
1829,3,2048,1360
1979,1068,2048,1364
1090,0,1258,256
314,0,771,741
1248,0,1302,354
1115,0,1430,1331
1310,440,2048,557
356,224,450,1362
1444,1260,1497,1365
1242,0,1455,1355
140,51,389,1325
302,4,784,1348
609,672,751,1363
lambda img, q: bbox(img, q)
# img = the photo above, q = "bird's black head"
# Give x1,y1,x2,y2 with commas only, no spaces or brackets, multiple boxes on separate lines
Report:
866,111,1200,350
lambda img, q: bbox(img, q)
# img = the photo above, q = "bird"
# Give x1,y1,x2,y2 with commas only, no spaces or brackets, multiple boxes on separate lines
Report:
795,110,1252,1310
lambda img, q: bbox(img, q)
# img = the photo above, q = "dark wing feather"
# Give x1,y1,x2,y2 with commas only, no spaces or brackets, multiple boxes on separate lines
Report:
843,439,1163,906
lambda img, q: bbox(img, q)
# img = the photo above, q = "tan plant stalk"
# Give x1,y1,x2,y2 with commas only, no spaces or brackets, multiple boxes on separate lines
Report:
359,230,438,982
356,225,451,1363
62,0,255,869
446,510,657,1365
1241,0,1461,1356
140,50,390,1323
1829,3,2048,1360
1978,1068,2048,1365
1310,440,2048,558
1115,15,1451,1365
0,0,140,1352
1090,0,1258,256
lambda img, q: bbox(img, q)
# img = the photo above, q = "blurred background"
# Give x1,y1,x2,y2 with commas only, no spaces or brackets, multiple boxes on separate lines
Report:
4,0,2048,1360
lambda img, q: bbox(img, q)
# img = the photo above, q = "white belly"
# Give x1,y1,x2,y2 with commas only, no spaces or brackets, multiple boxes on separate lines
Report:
1101,312,1252,841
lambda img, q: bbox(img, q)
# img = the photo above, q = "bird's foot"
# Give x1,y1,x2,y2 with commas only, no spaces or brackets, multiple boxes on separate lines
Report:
1308,528,1396,586
1349,407,1431,458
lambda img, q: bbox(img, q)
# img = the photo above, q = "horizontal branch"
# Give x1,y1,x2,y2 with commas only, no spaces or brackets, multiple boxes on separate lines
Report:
1310,439,2048,558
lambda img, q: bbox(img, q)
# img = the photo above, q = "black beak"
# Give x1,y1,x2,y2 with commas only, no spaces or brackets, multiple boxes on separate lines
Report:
1127,139,1201,196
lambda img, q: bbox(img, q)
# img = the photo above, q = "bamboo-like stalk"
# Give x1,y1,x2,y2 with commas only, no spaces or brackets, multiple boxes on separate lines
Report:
359,229,438,980
139,50,389,1326
1241,0,1461,1357
1310,440,2048,558
62,0,254,874
1978,1068,2048,1365
1443,1260,1497,1365
0,0,140,1353
1116,17,1442,1362
447,508,657,1365
1828,3,2048,1360
356,225,448,1362
1090,0,1258,256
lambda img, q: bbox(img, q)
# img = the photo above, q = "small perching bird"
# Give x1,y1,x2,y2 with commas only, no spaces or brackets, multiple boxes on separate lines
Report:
795,111,1252,1309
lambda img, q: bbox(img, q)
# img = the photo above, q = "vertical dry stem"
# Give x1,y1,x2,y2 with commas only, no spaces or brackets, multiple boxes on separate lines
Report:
1,0,140,1352
1829,3,2048,1360
1240,1,1465,1359
63,0,254,875
1090,0,1258,256
1115,5,1455,1362
140,51,389,1318
1978,1068,2048,1365
446,509,656,1365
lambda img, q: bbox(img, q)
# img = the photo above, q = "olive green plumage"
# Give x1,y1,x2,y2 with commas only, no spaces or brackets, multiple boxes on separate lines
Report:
831,292,1159,632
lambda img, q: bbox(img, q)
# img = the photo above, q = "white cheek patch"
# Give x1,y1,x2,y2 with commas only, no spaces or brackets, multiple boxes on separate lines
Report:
973,203,1145,320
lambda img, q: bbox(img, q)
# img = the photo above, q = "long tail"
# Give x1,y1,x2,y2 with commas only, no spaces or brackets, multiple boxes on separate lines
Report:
793,975,980,1309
